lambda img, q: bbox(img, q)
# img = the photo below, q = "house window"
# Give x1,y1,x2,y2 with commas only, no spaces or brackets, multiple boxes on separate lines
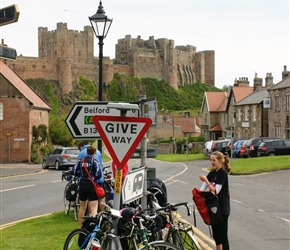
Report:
0,103,3,120
252,106,256,121
238,108,241,121
274,123,281,138
286,94,290,111
275,95,281,112
245,107,249,121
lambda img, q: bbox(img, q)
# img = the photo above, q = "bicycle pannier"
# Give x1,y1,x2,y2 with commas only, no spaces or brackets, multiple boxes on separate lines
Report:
65,182,77,201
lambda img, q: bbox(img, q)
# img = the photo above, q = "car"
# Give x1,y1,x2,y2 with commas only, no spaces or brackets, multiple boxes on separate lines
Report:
42,147,79,170
203,140,214,156
257,139,290,156
211,139,230,155
232,139,246,158
244,137,280,158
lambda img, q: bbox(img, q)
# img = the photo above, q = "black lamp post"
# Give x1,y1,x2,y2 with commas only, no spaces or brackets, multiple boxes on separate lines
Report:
89,1,113,153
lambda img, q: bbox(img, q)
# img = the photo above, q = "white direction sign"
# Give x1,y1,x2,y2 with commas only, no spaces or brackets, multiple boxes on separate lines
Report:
65,102,138,139
122,167,146,204
92,116,152,169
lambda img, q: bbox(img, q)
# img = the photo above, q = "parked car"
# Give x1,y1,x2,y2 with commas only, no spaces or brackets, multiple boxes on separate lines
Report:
257,139,290,156
42,147,79,170
232,139,246,158
211,139,230,155
240,140,248,158
244,137,280,157
203,140,213,156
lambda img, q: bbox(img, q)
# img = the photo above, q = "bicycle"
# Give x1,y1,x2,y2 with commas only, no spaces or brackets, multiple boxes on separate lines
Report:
62,171,80,221
147,192,201,250
63,212,122,250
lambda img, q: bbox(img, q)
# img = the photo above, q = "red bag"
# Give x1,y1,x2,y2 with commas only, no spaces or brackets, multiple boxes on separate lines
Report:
192,188,222,226
94,183,105,198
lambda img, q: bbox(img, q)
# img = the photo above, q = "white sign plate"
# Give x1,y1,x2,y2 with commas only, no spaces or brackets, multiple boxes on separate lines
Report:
65,102,139,139
122,167,146,204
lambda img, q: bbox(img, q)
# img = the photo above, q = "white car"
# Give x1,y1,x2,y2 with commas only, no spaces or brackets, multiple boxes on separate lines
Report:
203,140,213,156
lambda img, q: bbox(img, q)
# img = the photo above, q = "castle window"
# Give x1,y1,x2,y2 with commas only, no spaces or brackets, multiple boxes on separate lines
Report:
274,122,281,137
0,103,3,120
55,50,57,56
33,65,36,69
42,65,46,69
78,51,81,57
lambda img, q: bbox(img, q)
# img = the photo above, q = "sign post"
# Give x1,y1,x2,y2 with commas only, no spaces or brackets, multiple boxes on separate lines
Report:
92,115,152,209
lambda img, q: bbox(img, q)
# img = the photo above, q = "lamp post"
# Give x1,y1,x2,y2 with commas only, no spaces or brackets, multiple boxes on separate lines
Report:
89,1,113,153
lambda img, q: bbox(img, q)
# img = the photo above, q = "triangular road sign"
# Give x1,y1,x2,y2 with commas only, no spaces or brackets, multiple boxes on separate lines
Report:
92,116,152,169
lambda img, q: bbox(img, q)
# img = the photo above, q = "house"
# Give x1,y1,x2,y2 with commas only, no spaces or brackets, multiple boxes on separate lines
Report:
267,72,290,139
200,91,229,140
234,89,269,138
0,60,51,163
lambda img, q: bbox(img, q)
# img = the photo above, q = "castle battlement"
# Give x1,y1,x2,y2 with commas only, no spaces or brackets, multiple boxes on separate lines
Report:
7,22,215,93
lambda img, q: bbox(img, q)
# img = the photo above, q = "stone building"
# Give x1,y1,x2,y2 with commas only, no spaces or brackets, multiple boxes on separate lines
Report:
5,23,215,94
0,60,51,163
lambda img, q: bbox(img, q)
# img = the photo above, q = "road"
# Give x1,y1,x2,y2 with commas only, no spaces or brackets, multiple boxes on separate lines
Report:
1,159,289,249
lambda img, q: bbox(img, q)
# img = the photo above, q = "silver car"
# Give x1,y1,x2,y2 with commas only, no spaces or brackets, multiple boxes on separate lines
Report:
42,147,79,170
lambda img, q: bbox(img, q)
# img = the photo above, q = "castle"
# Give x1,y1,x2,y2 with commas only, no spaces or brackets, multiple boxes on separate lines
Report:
5,23,215,93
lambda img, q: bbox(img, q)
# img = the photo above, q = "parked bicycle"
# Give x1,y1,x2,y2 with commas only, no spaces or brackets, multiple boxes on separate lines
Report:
147,191,201,250
62,171,80,221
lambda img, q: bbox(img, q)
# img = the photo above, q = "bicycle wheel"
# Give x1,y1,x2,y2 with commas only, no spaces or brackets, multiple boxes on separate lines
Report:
63,228,89,250
167,229,184,249
179,229,201,250
73,195,80,221
64,183,71,215
140,241,181,250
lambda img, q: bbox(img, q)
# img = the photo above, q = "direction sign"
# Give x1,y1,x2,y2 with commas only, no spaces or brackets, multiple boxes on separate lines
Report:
65,102,139,139
92,116,152,169
122,167,146,204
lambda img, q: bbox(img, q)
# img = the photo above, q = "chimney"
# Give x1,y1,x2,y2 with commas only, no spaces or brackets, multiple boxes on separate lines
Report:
265,73,274,88
282,65,290,79
237,77,250,87
253,73,262,91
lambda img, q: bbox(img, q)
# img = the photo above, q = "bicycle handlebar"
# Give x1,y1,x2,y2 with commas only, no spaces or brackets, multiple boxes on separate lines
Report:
156,202,191,216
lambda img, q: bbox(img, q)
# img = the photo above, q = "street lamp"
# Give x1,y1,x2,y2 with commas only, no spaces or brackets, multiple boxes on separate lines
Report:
89,1,113,153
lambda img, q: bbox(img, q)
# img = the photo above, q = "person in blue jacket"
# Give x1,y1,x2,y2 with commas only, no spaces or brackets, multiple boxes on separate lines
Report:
77,142,105,211
71,145,102,227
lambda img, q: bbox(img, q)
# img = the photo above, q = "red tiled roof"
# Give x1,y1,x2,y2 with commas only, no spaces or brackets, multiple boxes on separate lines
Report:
232,86,253,102
206,92,229,112
0,60,51,110
210,123,222,131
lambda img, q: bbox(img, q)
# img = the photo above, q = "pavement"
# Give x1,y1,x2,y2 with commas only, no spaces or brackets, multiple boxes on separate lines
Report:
0,163,43,178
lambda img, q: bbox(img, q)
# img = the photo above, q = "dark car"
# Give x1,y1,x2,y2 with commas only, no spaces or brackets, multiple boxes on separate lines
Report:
258,139,290,156
211,140,230,155
244,137,280,158
42,147,79,170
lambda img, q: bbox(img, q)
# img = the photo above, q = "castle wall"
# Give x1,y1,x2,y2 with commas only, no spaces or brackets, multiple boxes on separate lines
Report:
6,23,215,93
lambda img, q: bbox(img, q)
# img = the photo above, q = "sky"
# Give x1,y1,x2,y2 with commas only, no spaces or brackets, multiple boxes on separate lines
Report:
1,0,289,89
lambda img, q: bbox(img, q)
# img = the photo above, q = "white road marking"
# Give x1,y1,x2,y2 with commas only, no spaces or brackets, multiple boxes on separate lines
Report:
231,198,242,203
0,184,35,193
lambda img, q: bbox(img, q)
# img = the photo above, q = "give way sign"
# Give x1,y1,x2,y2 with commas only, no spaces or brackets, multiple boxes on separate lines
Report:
92,116,152,169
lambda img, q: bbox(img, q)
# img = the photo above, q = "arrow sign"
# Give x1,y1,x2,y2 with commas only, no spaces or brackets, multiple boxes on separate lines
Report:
65,102,139,139
92,116,152,169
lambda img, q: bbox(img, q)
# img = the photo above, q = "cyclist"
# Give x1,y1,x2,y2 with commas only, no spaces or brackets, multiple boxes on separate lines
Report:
77,142,105,212
71,145,102,227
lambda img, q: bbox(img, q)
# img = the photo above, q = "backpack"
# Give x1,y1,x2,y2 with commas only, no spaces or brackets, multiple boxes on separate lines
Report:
65,182,78,201
192,188,222,226
147,178,167,207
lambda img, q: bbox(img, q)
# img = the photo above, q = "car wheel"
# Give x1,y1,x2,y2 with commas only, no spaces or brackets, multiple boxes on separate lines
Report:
55,161,60,170
42,160,48,169
268,152,275,156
